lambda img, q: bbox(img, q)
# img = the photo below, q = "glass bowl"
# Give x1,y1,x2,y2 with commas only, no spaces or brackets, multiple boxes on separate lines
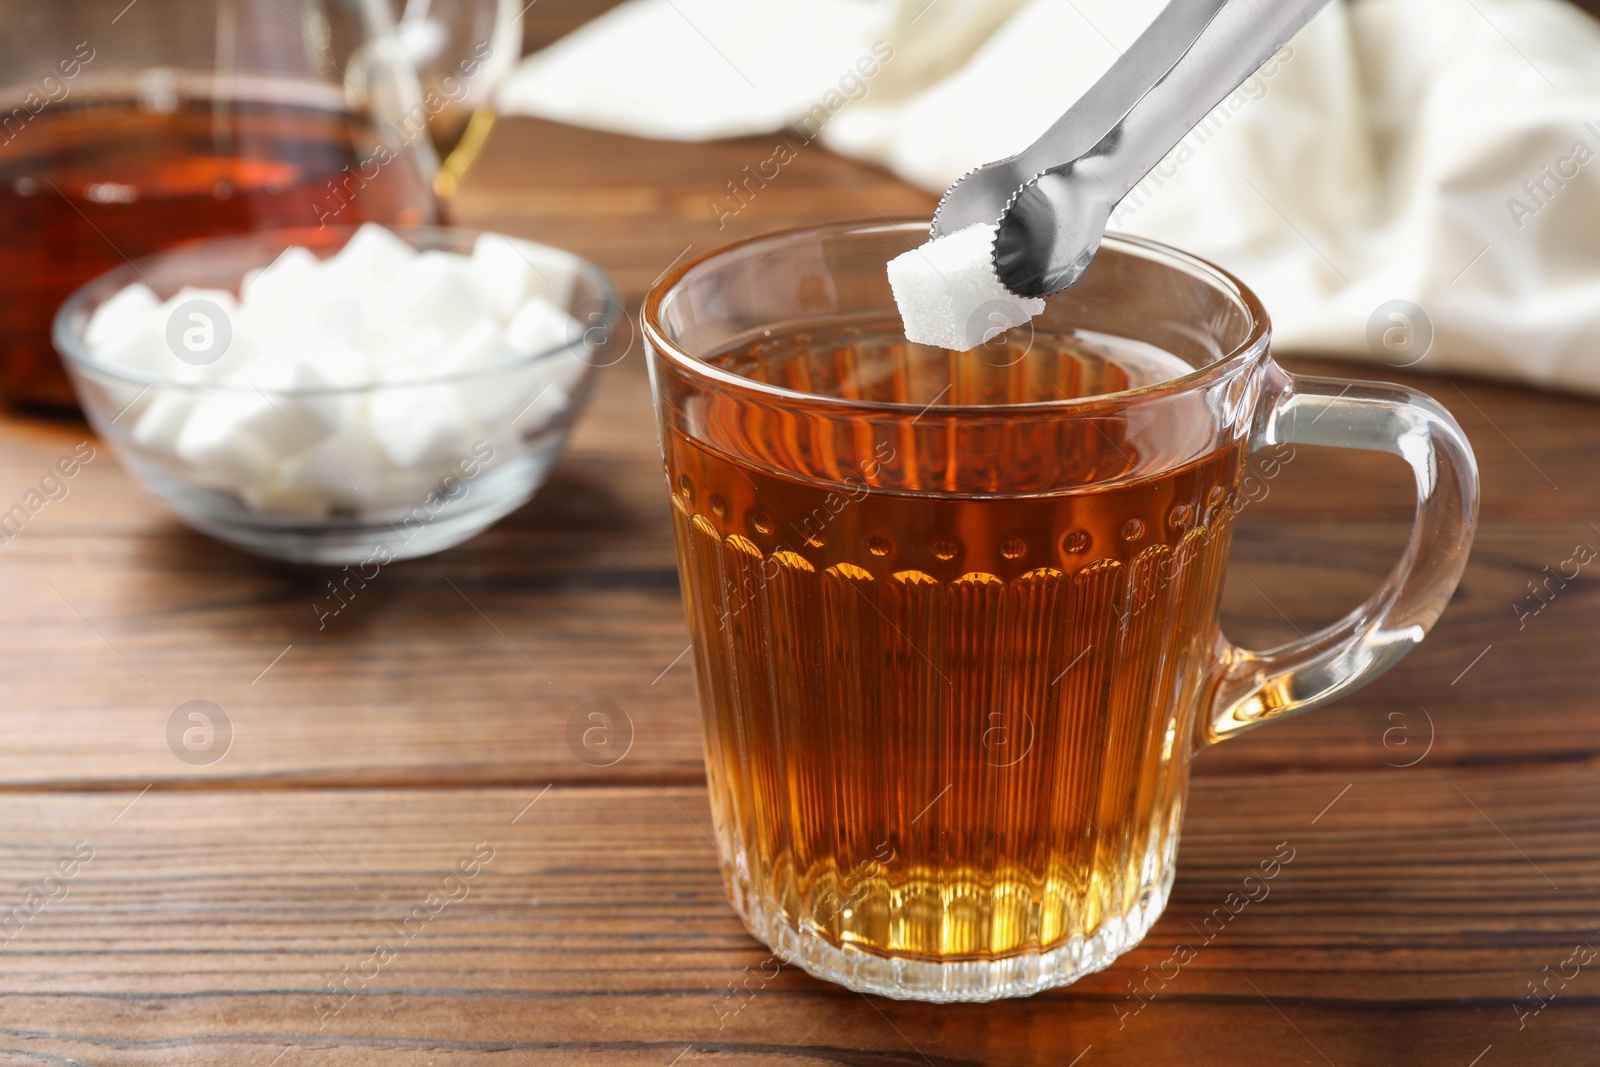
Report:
55,225,621,564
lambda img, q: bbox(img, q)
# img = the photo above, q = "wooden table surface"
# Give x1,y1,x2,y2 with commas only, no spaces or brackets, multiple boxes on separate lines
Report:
5,71,1600,1067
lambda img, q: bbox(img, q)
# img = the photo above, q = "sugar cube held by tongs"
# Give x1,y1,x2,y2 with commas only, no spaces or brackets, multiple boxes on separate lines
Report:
891,0,1332,351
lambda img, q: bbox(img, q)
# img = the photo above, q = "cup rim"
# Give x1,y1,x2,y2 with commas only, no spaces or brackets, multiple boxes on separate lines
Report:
53,224,624,397
641,218,1272,416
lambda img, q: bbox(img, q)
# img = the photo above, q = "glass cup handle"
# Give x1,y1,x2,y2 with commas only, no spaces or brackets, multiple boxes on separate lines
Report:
1205,371,1481,745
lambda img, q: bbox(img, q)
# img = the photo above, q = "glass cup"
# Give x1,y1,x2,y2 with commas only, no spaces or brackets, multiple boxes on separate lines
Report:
643,220,1479,1002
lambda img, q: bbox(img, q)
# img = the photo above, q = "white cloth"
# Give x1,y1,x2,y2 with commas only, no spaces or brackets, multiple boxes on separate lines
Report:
499,0,1600,396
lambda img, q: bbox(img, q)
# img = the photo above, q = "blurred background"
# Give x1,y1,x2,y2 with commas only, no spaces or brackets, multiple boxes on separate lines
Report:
13,0,1600,410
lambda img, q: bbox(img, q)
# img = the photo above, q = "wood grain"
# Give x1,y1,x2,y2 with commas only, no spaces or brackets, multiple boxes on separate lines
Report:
0,777,1593,1064
0,345,1589,789
0,33,1598,1063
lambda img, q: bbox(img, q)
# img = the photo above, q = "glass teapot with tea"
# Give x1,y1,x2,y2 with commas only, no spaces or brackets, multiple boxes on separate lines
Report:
0,0,509,409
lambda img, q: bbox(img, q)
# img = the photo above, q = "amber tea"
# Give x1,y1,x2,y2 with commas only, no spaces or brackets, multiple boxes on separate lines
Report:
666,317,1245,969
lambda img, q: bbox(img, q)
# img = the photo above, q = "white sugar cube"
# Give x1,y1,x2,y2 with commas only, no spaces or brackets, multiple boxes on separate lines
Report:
295,336,371,389
130,389,195,454
470,233,579,320
368,385,475,469
175,361,343,486
381,250,492,338
93,323,179,379
323,223,417,293
174,397,281,485
191,329,363,390
316,228,417,349
440,321,518,375
375,325,461,382
279,419,387,508
886,224,1045,351
241,241,379,352
304,290,369,351
191,328,277,385
506,296,582,356
440,323,534,426
147,286,242,382
234,359,344,447
240,246,321,326
86,282,160,352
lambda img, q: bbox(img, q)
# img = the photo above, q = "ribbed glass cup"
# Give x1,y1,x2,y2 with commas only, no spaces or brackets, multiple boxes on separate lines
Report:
643,220,1477,1001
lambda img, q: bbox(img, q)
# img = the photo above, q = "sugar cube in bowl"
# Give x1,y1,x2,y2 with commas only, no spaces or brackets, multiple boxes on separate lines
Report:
55,224,622,564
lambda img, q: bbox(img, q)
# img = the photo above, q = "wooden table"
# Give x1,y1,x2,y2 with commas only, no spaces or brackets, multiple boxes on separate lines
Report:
3,106,1598,1066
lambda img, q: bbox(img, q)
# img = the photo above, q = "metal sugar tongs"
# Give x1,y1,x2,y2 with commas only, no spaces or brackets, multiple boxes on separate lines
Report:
932,0,1334,298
